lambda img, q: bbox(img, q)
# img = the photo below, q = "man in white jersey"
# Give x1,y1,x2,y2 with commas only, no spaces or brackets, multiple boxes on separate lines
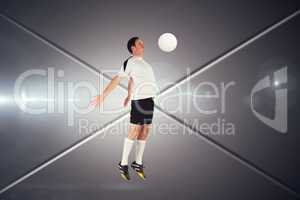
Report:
90,37,158,180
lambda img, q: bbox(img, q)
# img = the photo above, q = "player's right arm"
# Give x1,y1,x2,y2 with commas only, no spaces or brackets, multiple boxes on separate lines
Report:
90,57,132,107
89,75,123,107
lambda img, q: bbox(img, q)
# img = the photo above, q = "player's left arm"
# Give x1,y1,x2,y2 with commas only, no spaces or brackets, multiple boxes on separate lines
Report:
123,77,133,107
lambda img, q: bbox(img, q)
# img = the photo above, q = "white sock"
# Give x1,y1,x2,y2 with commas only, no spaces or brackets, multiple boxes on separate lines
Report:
135,140,146,165
120,138,134,166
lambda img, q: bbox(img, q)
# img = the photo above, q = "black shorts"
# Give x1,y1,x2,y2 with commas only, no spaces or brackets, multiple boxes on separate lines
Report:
130,97,154,125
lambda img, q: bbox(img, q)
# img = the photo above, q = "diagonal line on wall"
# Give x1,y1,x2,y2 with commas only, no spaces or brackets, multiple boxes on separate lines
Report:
158,9,300,97
0,111,129,194
155,107,299,198
0,9,299,197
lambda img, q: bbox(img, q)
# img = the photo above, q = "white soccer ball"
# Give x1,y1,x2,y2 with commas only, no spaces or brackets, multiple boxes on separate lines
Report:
158,33,177,52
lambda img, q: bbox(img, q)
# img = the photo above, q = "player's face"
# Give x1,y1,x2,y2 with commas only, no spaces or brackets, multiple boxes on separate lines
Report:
132,39,144,55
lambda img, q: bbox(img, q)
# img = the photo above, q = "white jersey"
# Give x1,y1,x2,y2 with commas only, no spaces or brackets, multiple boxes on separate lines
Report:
118,56,158,100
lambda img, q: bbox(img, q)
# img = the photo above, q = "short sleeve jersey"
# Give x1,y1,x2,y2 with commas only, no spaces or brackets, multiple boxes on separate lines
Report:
118,56,158,100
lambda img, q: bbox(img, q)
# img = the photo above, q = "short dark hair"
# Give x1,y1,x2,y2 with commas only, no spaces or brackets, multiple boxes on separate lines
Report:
127,37,139,54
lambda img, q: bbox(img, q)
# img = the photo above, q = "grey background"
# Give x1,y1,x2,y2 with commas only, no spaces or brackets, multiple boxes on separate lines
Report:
0,0,299,199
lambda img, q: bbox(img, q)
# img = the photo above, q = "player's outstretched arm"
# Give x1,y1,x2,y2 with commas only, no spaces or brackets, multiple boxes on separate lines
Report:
90,75,122,107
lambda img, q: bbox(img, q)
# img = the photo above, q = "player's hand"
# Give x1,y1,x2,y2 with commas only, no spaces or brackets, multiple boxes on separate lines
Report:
123,95,131,107
89,95,104,107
